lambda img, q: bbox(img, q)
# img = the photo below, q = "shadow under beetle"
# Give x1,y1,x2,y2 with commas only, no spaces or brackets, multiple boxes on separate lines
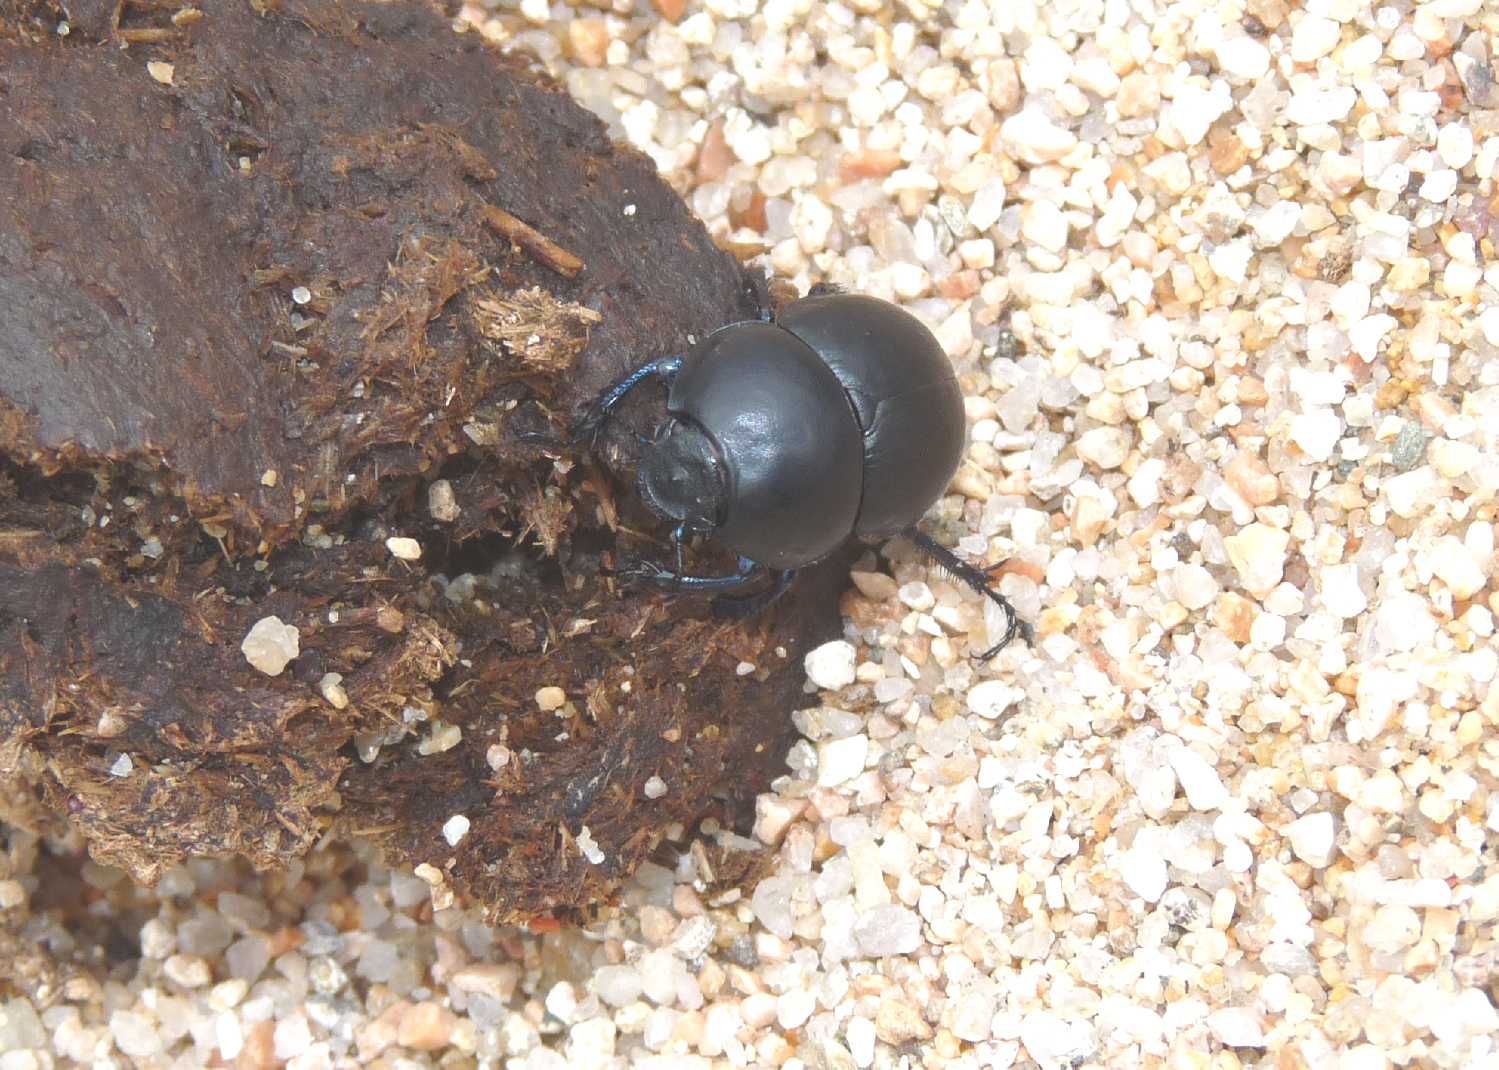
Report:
576,281,1031,658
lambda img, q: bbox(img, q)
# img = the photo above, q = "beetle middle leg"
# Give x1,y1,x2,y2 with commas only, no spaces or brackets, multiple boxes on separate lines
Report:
573,355,684,446
907,529,1032,658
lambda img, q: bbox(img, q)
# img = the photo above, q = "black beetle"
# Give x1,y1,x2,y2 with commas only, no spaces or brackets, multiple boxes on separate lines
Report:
577,284,1030,657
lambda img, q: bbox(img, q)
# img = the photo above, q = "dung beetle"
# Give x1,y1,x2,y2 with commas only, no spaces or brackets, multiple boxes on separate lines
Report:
576,284,1030,657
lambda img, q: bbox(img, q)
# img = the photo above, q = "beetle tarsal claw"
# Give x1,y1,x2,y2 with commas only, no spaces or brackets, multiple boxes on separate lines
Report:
969,608,1033,663
602,558,678,586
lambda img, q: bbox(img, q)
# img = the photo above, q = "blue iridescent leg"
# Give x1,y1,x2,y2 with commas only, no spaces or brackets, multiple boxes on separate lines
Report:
574,355,684,446
610,555,763,592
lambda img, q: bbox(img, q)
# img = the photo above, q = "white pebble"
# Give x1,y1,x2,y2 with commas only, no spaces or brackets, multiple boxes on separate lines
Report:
999,108,1078,164
163,953,211,988
643,775,668,799
1383,466,1443,518
1284,812,1335,867
385,536,422,560
442,814,470,846
593,965,643,1008
545,981,579,1023
1021,201,1069,253
852,904,921,957
1291,409,1342,462
1373,592,1439,654
1209,241,1253,283
723,109,771,164
1207,1007,1266,1047
1216,36,1270,79
1074,426,1129,469
1291,15,1340,62
1167,84,1230,146
804,640,857,690
951,990,996,1042
1173,564,1219,611
1349,314,1395,362
1430,535,1487,599
216,1012,244,1060
672,915,717,959
967,680,1023,719
967,179,1008,232
847,1016,876,1067
1287,87,1357,126
241,616,300,676
817,735,869,787
1167,747,1229,811
1224,523,1289,597
1020,1011,1096,1068
777,988,816,1029
1431,989,1499,1047
897,581,934,611
1364,904,1420,953
1250,201,1300,247
1320,563,1367,618
417,722,462,755
576,826,605,865
109,1011,162,1058
1127,458,1165,507
1480,307,1499,347
1437,123,1475,169
1121,844,1168,902
428,480,460,522
273,1012,312,1060
318,673,348,710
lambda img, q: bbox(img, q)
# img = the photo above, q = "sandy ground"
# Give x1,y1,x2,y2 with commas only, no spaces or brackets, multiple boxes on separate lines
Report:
4,1,1499,1068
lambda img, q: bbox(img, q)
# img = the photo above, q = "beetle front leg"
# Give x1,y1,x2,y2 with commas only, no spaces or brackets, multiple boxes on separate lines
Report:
573,355,684,447
907,528,1033,658
608,554,764,593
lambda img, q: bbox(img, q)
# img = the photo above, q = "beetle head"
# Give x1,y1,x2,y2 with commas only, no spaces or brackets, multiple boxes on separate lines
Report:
636,418,727,533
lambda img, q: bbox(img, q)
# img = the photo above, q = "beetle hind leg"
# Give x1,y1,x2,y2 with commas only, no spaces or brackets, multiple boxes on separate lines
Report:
906,529,1032,658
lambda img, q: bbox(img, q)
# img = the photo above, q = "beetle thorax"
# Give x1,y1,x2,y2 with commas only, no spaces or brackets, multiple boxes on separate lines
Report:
636,418,728,532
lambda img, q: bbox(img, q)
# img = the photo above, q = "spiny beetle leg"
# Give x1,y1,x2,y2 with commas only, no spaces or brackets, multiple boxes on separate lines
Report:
907,528,1031,659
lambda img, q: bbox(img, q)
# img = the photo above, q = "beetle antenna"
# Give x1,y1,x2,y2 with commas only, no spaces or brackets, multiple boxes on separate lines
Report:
905,528,1031,658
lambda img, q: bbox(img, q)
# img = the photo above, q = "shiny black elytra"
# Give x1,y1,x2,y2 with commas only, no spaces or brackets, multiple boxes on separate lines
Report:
576,287,1030,658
